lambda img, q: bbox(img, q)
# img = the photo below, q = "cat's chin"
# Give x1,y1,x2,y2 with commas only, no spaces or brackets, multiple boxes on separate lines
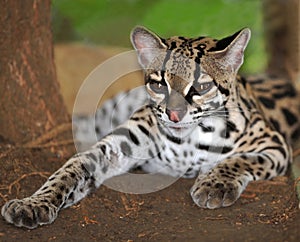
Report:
168,126,196,138
160,121,198,138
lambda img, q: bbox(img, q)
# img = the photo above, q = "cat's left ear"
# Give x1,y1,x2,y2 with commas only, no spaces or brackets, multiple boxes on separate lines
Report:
209,28,251,72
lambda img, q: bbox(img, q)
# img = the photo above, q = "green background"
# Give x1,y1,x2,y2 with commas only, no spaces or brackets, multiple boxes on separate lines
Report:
52,0,266,73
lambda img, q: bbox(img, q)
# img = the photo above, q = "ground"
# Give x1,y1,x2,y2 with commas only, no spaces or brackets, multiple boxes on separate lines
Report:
0,44,299,241
0,140,300,242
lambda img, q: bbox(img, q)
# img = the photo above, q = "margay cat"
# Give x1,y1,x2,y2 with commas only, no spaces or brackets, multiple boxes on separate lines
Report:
2,26,300,229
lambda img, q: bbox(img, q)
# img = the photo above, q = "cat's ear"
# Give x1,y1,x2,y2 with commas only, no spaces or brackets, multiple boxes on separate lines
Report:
209,28,251,72
131,26,167,68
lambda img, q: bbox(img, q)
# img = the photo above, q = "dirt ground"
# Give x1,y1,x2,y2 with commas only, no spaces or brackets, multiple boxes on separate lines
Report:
0,44,299,241
0,142,300,242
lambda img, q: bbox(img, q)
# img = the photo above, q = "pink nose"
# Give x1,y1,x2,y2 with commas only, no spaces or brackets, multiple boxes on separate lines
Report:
166,109,186,123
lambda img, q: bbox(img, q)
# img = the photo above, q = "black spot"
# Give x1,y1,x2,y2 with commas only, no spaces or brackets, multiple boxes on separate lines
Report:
273,83,296,98
138,124,155,141
130,117,140,122
291,127,300,141
278,165,285,174
68,192,74,201
240,154,247,160
56,194,62,200
200,125,215,132
232,167,238,173
217,83,230,96
101,108,107,116
240,96,252,110
239,141,247,147
99,144,106,154
221,120,238,138
102,165,108,174
95,126,101,134
86,153,97,162
194,56,201,64
147,117,154,127
276,162,281,173
259,146,287,160
196,143,233,154
112,128,140,145
82,162,95,173
258,156,265,164
61,175,68,181
49,176,55,181
170,148,178,157
214,183,224,189
112,118,119,126
221,173,235,179
65,164,73,169
281,108,298,126
170,41,177,49
157,124,183,144
120,141,132,156
258,96,275,109
43,190,53,194
41,205,49,213
250,117,262,128
208,29,242,52
202,182,211,187
165,157,171,163
272,135,282,145
269,118,280,131
148,149,155,158
183,150,188,157
246,167,254,173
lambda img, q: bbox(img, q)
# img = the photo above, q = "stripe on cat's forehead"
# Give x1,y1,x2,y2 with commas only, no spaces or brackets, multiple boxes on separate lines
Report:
145,49,204,84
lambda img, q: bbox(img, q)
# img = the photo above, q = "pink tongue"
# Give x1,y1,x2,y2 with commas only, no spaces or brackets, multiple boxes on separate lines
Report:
169,111,180,122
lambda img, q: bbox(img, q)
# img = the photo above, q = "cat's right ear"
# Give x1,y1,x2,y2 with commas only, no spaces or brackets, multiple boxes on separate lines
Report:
131,26,167,68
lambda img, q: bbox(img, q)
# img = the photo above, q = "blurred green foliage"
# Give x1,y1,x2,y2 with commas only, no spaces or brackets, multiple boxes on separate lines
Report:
52,0,266,73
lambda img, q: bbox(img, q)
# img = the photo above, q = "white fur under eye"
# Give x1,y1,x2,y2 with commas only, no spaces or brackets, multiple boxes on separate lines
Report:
149,72,162,81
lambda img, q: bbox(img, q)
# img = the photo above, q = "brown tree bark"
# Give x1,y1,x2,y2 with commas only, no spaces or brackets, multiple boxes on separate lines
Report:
0,0,70,145
263,0,300,81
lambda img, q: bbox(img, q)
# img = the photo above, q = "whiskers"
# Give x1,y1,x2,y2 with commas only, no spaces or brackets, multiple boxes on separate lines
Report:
194,104,250,120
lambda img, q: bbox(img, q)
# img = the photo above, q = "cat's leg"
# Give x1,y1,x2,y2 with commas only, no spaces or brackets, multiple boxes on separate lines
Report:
1,144,134,229
190,131,291,209
2,106,156,229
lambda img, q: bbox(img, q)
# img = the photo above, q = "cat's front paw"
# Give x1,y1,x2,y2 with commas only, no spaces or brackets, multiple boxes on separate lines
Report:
1,198,58,229
190,175,244,209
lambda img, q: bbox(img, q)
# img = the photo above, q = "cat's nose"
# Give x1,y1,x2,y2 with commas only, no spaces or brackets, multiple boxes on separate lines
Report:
166,108,187,123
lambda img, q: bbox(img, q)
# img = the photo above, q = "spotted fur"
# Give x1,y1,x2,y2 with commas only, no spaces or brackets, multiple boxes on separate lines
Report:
2,26,300,229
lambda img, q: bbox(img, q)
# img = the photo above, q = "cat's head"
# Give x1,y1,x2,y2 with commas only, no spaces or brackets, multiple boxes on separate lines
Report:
131,26,250,136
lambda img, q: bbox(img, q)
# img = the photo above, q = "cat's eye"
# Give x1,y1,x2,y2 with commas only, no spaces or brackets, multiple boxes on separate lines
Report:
148,80,168,94
190,82,213,96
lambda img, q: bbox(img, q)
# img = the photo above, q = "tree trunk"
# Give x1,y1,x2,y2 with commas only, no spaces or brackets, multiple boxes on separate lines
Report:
0,0,70,145
263,0,300,81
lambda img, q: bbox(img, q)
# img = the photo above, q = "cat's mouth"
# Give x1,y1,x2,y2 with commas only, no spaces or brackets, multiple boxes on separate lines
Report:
159,119,199,130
